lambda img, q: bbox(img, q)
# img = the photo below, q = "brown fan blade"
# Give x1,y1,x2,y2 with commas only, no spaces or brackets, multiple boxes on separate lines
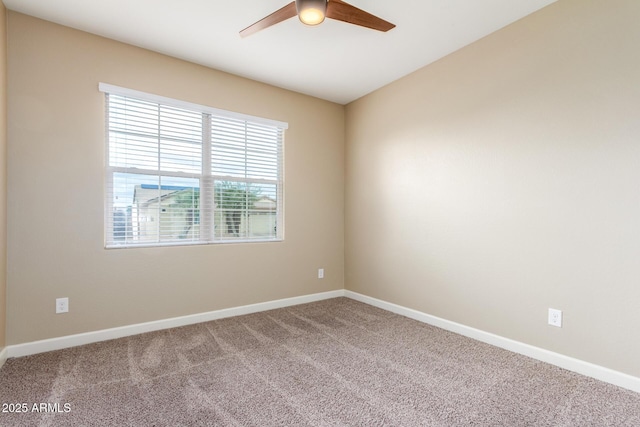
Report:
240,1,298,38
326,0,395,32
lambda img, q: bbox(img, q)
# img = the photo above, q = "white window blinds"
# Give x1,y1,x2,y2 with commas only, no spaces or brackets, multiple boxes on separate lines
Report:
101,84,286,248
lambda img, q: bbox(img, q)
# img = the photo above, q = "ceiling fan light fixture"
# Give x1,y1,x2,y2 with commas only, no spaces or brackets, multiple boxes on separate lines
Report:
239,0,395,38
295,0,327,26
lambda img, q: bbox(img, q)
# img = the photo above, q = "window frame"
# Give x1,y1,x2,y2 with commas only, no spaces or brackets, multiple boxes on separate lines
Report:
100,83,287,249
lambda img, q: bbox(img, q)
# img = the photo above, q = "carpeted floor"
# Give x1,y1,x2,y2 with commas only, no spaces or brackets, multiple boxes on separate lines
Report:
1,297,639,426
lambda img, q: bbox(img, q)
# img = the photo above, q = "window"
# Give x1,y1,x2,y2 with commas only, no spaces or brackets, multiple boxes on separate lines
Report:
101,83,286,248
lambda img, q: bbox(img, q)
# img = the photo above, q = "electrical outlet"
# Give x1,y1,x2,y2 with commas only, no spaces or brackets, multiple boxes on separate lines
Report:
548,308,562,327
318,268,324,279
56,297,69,314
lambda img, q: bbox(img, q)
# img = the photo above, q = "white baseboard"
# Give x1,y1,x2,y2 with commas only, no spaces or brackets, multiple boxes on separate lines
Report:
7,289,346,358
5,288,639,394
345,290,640,393
0,346,7,369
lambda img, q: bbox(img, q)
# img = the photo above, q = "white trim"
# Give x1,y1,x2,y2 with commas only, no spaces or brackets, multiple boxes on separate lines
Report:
6,290,344,358
0,347,7,369
98,83,289,129
345,291,640,393
6,289,639,394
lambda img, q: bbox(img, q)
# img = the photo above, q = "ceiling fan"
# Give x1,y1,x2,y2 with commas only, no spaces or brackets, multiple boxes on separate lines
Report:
240,0,395,38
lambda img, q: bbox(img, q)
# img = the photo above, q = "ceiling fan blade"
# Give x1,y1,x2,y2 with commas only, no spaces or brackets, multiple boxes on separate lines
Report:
240,2,298,38
326,0,395,32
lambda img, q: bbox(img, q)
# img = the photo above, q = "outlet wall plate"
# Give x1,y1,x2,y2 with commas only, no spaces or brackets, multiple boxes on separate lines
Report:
548,308,562,327
318,268,324,279
56,297,69,314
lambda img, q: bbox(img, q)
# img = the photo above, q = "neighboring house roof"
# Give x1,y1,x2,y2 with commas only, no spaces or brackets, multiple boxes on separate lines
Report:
140,184,197,191
132,185,276,210
133,184,197,207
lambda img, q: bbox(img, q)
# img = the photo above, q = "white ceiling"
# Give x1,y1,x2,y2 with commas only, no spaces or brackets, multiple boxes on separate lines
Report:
3,0,556,104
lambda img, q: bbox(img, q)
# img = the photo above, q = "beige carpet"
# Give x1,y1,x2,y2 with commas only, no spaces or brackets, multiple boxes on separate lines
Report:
1,297,639,426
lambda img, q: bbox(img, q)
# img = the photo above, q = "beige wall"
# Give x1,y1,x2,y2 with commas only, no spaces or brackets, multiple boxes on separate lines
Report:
7,12,344,344
0,2,7,351
346,0,640,377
